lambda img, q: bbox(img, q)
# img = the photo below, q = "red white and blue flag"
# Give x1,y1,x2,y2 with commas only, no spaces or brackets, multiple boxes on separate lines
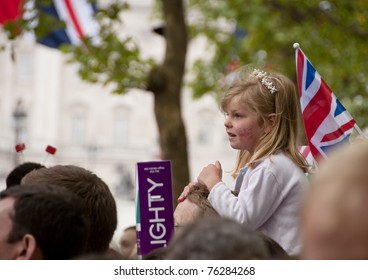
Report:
298,145,315,167
295,45,356,163
38,0,99,48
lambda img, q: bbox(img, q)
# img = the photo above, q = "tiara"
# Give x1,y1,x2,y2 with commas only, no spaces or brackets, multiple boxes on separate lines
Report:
252,69,278,94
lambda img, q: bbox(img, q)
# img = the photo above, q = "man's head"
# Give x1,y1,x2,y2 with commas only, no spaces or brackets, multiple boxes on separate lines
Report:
6,162,45,189
174,183,218,229
0,184,87,259
165,216,269,260
301,140,368,259
21,165,117,254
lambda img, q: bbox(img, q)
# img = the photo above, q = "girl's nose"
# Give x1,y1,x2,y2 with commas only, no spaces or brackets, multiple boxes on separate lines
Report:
224,118,231,128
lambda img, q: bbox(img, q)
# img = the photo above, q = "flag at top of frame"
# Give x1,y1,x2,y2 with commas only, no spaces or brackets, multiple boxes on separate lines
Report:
0,0,22,25
295,45,356,163
38,0,99,48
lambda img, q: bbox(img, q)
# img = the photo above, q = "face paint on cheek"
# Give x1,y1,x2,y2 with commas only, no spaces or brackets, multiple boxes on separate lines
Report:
236,127,253,138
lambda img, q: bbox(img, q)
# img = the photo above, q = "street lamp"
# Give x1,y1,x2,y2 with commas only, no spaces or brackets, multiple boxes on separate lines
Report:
13,99,27,165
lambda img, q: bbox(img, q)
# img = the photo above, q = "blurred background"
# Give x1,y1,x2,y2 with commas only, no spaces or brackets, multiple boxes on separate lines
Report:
0,0,367,244
0,0,238,244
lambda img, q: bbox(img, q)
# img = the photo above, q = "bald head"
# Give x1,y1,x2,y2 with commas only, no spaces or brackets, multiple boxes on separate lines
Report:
301,141,368,259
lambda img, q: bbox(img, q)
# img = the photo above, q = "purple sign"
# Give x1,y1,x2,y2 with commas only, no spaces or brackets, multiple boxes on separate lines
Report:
135,161,174,257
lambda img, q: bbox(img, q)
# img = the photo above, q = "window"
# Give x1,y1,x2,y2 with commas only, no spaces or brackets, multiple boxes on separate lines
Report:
71,114,86,146
16,50,34,83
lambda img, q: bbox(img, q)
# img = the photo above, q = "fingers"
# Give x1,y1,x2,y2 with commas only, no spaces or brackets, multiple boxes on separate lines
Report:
177,182,195,203
178,161,222,202
197,162,223,191
177,185,190,203
215,160,222,171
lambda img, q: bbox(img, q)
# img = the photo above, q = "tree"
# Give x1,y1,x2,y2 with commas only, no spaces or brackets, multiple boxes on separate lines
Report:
2,0,190,203
146,0,190,203
187,0,368,128
3,0,368,201
76,0,190,203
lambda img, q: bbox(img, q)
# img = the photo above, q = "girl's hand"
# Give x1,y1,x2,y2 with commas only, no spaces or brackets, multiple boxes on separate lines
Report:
197,161,222,191
177,181,197,203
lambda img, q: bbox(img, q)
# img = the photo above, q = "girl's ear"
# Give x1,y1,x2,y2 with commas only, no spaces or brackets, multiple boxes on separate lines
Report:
16,234,42,260
265,113,276,133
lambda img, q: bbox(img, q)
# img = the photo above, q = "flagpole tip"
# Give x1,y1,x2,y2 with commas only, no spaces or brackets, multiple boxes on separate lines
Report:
293,42,300,49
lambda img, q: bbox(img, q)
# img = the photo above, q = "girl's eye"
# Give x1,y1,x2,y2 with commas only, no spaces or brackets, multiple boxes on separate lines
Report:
234,113,242,118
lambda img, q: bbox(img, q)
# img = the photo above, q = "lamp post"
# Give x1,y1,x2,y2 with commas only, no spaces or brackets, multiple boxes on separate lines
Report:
13,99,27,166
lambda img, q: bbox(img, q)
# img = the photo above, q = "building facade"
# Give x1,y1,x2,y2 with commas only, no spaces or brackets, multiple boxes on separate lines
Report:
0,0,236,201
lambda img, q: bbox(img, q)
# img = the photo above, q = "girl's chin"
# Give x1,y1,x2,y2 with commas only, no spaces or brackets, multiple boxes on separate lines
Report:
229,144,249,151
229,143,241,149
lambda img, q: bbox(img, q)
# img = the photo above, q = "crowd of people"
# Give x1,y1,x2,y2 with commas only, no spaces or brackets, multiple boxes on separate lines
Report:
1,68,367,260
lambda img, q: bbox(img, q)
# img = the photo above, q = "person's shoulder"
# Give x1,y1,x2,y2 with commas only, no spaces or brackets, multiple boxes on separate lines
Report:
271,152,309,184
271,151,293,162
259,152,303,174
254,153,309,191
256,151,290,167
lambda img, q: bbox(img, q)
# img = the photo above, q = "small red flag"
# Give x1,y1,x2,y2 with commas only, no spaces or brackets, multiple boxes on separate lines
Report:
0,0,22,25
15,143,25,152
45,145,57,155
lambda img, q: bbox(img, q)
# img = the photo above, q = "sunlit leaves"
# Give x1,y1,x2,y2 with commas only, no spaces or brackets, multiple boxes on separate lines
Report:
186,0,368,127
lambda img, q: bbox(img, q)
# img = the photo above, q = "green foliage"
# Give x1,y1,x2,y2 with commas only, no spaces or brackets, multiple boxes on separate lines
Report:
186,0,368,128
3,0,368,127
4,0,62,40
3,0,154,94
60,0,155,94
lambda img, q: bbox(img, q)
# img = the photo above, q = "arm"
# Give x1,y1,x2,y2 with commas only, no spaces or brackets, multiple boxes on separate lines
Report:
197,161,222,191
208,167,283,228
177,161,222,202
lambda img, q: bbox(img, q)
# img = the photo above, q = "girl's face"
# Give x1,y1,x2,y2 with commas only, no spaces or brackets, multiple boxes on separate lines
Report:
223,96,268,154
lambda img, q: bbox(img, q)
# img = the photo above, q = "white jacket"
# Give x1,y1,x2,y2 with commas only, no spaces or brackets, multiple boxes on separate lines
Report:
208,151,309,255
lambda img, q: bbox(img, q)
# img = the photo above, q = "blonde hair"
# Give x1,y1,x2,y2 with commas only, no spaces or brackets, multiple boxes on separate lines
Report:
221,70,308,177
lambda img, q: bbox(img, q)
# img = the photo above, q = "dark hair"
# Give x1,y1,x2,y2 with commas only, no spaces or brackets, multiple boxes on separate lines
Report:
21,165,117,254
6,162,45,188
257,232,288,259
74,248,126,260
143,247,167,260
165,216,269,260
0,184,87,259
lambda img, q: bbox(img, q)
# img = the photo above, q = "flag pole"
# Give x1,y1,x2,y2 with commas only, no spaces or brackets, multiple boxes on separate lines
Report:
354,123,367,138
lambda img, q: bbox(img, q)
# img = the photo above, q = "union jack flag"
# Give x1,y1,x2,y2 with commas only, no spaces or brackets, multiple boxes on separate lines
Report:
297,145,315,167
295,45,356,162
38,0,99,48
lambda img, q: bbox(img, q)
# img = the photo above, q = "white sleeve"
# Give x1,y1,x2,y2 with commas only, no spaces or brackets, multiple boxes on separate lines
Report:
208,167,283,229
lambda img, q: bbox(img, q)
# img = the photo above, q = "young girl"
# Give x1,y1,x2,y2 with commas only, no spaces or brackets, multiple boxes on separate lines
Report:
178,68,309,255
